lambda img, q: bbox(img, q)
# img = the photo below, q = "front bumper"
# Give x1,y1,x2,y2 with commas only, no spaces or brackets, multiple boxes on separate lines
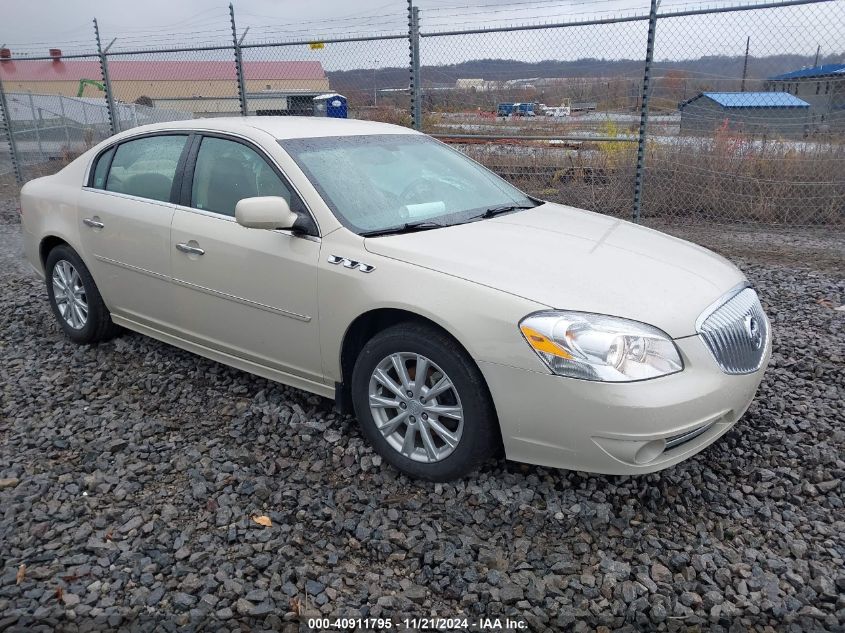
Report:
479,333,771,474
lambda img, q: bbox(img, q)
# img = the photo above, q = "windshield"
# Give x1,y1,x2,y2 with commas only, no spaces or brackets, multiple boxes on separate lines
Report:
278,134,536,234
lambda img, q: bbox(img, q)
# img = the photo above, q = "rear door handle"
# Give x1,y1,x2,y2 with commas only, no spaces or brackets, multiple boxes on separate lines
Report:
176,242,205,256
83,218,104,229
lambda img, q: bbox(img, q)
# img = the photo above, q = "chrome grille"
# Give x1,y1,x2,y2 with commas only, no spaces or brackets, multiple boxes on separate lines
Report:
697,287,769,374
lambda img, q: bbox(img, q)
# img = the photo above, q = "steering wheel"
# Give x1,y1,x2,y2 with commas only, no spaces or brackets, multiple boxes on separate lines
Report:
400,177,437,206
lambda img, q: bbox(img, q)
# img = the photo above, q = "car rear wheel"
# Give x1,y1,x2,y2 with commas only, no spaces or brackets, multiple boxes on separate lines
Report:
45,244,119,344
351,322,499,481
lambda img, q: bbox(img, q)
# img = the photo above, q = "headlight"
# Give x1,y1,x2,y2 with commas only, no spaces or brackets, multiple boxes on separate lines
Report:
519,311,683,382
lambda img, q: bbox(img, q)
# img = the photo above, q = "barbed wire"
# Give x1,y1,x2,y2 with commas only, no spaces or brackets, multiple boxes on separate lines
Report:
1,0,834,54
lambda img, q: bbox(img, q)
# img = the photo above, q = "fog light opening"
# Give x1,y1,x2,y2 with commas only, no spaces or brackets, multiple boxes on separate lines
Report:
634,439,666,465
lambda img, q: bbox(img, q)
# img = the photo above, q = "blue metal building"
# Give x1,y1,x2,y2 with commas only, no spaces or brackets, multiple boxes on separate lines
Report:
763,64,845,134
679,91,811,138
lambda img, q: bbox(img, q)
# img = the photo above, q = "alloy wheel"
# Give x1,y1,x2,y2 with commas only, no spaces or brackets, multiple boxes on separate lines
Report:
52,260,88,329
368,352,464,463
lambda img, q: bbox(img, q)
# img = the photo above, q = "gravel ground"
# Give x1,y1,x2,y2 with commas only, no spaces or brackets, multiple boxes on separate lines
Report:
1,195,843,632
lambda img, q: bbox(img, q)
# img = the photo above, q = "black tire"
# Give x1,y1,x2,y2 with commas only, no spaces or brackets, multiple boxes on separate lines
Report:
45,244,120,345
351,322,500,481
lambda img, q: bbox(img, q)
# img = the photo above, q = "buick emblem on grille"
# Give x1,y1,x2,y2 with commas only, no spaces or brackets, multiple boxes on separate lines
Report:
744,314,763,350
699,286,767,375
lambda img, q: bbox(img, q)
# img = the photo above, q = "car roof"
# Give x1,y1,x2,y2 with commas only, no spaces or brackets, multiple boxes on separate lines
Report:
117,116,419,140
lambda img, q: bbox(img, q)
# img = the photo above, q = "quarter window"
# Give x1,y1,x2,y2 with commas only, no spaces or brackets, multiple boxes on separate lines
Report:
90,146,114,189
190,136,301,217
105,135,188,203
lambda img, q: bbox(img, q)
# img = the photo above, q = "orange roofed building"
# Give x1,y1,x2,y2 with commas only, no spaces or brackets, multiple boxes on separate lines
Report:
0,50,329,114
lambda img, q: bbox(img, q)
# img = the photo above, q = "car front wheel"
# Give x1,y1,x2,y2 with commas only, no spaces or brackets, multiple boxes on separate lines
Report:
351,322,499,481
45,244,119,344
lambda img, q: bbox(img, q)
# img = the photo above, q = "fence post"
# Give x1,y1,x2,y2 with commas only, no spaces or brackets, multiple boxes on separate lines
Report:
632,0,659,224
0,75,23,184
94,18,118,135
408,2,422,130
59,95,72,150
230,3,248,117
29,93,44,160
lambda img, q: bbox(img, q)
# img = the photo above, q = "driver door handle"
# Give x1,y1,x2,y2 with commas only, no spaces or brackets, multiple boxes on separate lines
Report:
83,218,104,229
176,242,205,256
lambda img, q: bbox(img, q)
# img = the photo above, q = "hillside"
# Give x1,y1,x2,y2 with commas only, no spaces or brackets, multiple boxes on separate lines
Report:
328,53,843,92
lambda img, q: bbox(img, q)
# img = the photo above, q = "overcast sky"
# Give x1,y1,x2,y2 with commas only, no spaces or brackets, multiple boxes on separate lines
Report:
6,0,606,50
2,0,840,72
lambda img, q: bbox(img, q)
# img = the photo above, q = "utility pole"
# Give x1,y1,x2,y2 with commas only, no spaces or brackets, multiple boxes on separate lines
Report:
740,36,750,92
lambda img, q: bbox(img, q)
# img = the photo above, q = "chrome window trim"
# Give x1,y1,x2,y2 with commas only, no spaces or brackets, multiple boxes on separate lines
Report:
171,203,321,243
80,187,177,210
188,130,322,238
173,203,237,223
82,130,192,189
81,127,322,238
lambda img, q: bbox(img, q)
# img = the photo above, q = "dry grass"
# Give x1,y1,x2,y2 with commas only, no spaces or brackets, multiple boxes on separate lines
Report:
2,126,842,227
452,130,845,226
642,132,845,225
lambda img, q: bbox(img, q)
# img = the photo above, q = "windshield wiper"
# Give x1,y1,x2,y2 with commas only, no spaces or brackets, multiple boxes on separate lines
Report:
479,203,537,219
360,221,447,238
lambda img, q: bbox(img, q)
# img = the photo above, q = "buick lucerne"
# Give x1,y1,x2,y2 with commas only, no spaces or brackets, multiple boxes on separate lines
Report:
20,118,771,481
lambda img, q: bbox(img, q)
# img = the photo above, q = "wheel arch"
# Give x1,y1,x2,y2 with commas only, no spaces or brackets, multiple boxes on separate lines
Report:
38,235,112,313
39,235,71,269
335,308,499,436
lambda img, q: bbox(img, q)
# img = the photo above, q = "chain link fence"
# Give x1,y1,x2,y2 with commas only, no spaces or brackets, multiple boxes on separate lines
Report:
0,55,115,183
1,91,190,180
419,17,650,219
641,1,845,225
239,35,411,124
103,49,237,129
1,0,842,226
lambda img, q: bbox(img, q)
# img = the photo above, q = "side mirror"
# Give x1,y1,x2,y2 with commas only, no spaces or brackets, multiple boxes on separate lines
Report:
235,196,298,230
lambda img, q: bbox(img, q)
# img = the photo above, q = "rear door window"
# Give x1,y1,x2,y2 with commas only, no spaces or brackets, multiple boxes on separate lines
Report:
105,135,188,203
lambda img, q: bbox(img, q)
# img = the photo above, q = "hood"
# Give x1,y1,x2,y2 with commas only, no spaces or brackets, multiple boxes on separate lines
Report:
364,203,745,338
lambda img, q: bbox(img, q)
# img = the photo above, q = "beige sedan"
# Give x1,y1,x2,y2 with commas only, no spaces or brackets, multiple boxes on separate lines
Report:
20,117,771,481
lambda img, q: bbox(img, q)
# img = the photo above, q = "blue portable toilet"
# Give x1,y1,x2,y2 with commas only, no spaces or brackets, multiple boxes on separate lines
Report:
313,93,348,118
